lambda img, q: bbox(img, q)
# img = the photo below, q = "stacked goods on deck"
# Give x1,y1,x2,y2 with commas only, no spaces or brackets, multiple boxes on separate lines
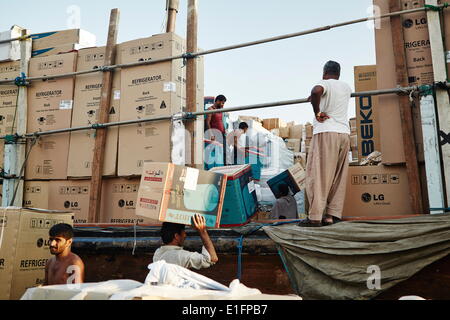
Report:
2,29,204,225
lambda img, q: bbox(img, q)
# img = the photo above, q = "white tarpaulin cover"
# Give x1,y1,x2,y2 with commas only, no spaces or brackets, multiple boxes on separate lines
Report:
21,261,302,300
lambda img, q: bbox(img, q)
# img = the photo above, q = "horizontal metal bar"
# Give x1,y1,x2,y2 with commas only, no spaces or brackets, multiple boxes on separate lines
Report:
0,83,439,141
0,5,440,85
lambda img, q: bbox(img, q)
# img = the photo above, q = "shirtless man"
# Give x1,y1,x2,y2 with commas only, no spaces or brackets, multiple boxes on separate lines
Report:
44,223,85,286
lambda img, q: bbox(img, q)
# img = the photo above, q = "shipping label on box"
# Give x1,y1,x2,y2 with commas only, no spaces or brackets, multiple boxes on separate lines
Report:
136,162,227,228
0,208,73,300
342,165,413,217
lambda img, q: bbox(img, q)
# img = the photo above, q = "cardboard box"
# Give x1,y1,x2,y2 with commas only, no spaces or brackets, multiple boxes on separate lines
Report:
286,139,301,152
374,0,426,164
305,123,313,139
262,118,286,131
238,115,262,123
0,207,73,300
279,126,290,139
30,29,96,51
67,47,120,177
32,43,89,58
136,162,227,228
342,165,414,217
48,180,90,224
267,163,306,198
23,181,50,209
289,124,303,140
26,52,77,180
293,152,306,169
209,165,257,226
100,177,160,225
0,61,21,138
0,25,23,62
118,33,204,175
354,66,381,161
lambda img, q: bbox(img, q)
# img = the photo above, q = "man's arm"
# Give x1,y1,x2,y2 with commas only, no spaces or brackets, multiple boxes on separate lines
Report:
192,214,218,264
310,85,329,123
205,107,213,130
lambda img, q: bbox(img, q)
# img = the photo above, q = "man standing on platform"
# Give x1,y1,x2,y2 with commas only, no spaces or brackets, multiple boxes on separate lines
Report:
299,61,351,227
205,95,227,165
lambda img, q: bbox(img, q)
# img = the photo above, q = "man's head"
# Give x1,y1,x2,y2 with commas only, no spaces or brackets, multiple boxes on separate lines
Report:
323,61,341,80
278,184,290,198
214,95,227,109
238,122,249,133
161,222,186,246
48,223,74,255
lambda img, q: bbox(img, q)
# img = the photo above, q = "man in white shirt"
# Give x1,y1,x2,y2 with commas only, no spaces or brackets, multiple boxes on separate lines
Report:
269,184,298,220
299,61,351,227
153,214,218,270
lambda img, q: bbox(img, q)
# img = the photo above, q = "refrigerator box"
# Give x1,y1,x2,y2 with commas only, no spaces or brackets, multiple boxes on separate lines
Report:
67,46,120,177
342,165,414,217
101,177,160,225
267,163,306,198
25,52,77,180
354,65,382,162
31,43,89,58
209,164,257,226
136,162,227,228
0,207,73,300
23,181,50,209
48,180,90,224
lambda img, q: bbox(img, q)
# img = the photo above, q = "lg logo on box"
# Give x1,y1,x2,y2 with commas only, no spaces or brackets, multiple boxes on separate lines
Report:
64,201,79,209
362,193,385,203
118,200,134,208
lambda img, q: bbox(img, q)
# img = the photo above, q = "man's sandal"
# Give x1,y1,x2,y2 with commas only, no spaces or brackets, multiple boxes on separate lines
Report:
297,218,323,227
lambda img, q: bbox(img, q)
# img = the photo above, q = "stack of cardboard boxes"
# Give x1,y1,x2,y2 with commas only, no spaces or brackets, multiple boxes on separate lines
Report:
13,30,204,225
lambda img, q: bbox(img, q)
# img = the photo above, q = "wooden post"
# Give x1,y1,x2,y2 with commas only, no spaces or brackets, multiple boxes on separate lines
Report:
166,0,179,33
2,29,31,207
88,9,120,223
186,0,198,167
426,0,450,208
388,0,424,214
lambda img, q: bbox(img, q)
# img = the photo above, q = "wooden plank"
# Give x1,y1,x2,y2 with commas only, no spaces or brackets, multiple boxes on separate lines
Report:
426,0,450,207
388,0,424,214
88,9,120,223
186,0,199,167
2,29,31,207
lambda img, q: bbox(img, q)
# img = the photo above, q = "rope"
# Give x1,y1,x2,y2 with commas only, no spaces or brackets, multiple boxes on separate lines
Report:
236,235,244,280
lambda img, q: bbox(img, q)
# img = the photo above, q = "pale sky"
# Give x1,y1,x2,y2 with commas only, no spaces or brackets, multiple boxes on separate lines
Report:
1,0,376,125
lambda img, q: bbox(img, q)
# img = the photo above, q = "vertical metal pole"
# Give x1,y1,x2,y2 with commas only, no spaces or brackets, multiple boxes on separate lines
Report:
88,9,120,223
426,0,450,207
2,29,31,207
166,0,179,33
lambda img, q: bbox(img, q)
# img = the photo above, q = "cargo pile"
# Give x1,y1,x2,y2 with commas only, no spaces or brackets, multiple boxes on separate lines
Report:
0,28,204,224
